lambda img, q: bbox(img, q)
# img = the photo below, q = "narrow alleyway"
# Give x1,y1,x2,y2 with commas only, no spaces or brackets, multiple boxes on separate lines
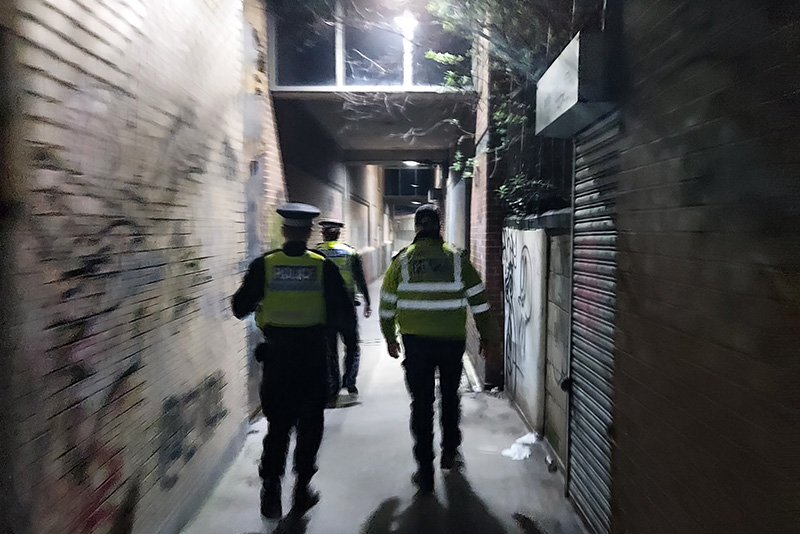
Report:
181,281,583,534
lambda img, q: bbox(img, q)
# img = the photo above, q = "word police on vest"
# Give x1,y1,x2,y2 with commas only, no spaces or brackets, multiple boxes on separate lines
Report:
274,266,317,281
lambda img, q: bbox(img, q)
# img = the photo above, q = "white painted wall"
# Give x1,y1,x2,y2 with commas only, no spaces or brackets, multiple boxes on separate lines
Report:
502,228,548,432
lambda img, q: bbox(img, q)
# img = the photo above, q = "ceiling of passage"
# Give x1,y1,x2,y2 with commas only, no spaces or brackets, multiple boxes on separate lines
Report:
272,90,476,162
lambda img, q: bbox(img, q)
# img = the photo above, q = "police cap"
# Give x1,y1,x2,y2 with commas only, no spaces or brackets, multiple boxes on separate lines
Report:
277,203,320,228
319,219,345,229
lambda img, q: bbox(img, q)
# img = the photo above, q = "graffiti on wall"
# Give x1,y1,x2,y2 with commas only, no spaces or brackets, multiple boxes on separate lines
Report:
503,229,532,396
33,356,143,534
158,372,229,489
20,68,232,534
502,228,547,430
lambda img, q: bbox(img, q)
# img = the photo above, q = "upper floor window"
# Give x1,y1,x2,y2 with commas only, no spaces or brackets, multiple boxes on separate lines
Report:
271,1,470,89
274,4,336,86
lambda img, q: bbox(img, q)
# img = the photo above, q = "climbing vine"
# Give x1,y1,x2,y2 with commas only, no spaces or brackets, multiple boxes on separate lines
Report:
426,0,603,216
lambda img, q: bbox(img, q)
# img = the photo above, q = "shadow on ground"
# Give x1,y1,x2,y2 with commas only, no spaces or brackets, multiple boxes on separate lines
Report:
243,514,310,534
360,471,546,534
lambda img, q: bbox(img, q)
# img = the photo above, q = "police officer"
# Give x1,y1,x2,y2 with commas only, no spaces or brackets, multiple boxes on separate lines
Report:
232,203,356,519
379,204,498,493
316,219,371,402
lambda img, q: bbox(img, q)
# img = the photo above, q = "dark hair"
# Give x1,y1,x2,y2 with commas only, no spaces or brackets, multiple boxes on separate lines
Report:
322,227,341,240
414,204,441,230
282,225,312,242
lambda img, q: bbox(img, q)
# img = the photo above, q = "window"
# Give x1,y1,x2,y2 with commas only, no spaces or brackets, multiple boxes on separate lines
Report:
275,5,336,86
346,24,403,86
272,2,470,89
384,167,433,197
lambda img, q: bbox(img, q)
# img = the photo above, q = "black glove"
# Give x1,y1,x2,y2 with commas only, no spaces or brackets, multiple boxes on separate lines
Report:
255,342,269,363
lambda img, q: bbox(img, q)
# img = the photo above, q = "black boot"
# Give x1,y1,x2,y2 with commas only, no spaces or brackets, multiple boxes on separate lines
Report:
411,466,434,493
440,448,464,470
291,482,320,516
260,479,282,519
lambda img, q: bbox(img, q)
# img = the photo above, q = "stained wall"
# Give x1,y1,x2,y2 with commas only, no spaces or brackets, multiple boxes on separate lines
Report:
3,1,257,532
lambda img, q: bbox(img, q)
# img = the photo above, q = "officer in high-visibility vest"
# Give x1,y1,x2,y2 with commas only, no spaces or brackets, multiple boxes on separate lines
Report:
232,203,356,519
379,204,498,493
316,219,371,403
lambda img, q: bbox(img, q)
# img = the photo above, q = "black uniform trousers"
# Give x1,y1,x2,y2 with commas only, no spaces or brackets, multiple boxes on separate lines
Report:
326,318,360,397
401,334,466,470
258,326,327,486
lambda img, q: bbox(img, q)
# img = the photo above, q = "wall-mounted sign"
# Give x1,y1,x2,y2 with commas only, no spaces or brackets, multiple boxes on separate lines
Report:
535,32,614,138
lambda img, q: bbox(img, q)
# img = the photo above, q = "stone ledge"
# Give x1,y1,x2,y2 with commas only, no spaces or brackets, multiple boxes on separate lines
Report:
504,208,571,235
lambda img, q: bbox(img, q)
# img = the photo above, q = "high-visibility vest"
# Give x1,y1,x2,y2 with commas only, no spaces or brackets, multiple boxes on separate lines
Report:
379,239,490,339
318,241,356,296
255,250,326,328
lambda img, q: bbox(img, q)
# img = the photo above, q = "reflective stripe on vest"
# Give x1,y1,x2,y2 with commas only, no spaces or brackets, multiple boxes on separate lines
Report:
255,251,326,328
396,249,466,310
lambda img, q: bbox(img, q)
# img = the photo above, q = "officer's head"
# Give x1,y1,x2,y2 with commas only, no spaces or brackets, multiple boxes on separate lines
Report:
277,202,320,244
319,220,343,242
414,204,441,234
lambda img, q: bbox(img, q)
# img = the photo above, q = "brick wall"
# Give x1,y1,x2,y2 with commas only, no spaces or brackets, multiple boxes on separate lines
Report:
244,0,286,414
285,163,346,246
1,3,23,532
3,1,253,533
613,1,800,532
467,50,506,387
244,0,287,254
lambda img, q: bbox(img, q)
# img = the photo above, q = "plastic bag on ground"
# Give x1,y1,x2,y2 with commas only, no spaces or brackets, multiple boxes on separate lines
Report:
515,432,538,445
501,442,532,460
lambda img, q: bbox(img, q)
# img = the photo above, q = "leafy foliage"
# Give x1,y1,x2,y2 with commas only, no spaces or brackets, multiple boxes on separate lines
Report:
426,0,575,78
451,150,475,180
424,51,465,65
497,175,556,217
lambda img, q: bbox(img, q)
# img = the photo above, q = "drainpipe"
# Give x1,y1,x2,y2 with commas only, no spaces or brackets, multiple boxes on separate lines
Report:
464,173,472,255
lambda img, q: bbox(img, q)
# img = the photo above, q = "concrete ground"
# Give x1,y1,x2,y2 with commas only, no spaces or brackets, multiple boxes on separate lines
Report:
181,281,584,534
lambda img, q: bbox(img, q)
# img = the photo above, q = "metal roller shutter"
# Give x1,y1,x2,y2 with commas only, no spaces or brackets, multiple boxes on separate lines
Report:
567,111,620,534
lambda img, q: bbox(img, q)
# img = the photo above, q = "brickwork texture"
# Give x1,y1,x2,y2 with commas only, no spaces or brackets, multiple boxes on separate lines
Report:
470,131,508,387
612,1,800,532
2,1,259,533
243,0,286,414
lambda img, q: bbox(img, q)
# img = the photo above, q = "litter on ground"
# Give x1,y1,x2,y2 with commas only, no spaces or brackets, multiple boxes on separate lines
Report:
501,433,539,460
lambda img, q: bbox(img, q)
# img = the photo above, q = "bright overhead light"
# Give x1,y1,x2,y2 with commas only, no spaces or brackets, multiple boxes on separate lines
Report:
394,10,418,37
403,160,420,167
410,201,422,205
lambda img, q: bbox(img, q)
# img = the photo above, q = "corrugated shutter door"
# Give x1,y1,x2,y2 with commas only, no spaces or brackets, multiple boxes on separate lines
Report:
568,112,620,534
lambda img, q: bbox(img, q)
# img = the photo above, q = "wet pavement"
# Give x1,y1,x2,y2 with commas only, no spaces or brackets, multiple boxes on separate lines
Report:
181,281,584,534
